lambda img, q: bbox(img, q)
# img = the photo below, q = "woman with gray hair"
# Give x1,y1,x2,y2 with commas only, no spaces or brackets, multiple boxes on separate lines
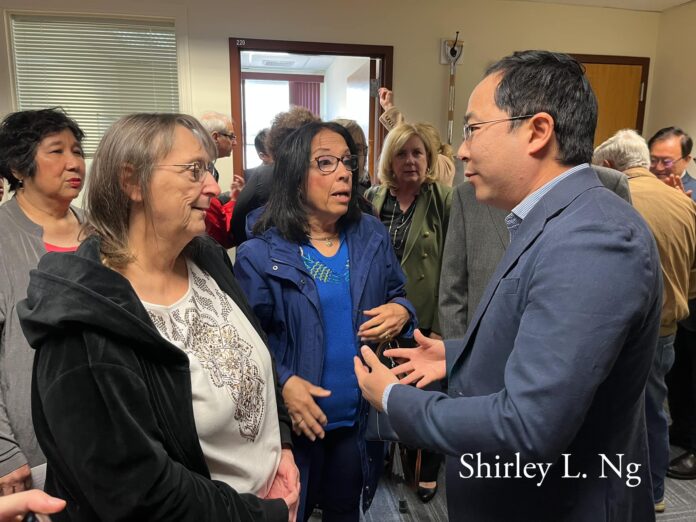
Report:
17,113,299,521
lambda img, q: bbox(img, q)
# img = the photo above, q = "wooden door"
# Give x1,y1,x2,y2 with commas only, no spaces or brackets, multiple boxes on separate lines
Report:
573,55,649,147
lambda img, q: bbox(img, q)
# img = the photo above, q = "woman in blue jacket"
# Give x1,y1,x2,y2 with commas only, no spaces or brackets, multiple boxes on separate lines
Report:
234,121,416,522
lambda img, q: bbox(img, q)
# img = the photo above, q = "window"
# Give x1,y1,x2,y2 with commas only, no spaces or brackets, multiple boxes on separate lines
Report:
10,15,179,155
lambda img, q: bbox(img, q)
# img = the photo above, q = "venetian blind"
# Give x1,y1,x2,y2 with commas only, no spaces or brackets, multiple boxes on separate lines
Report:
10,15,179,155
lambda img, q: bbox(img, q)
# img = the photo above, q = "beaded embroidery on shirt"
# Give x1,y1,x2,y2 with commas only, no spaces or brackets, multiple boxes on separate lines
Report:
146,263,265,442
300,246,350,283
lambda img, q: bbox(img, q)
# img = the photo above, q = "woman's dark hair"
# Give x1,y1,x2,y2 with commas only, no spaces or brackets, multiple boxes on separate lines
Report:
254,121,363,242
0,108,84,192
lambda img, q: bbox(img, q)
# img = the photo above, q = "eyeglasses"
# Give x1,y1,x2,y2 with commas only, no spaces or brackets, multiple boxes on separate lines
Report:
156,161,214,182
650,156,684,168
218,131,237,140
313,154,359,174
462,115,535,141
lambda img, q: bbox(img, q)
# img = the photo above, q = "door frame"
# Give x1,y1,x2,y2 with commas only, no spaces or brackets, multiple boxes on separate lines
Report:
571,54,650,133
229,37,393,176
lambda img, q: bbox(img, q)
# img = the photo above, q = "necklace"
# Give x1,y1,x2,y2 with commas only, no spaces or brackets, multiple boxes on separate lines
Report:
308,234,339,247
387,196,416,252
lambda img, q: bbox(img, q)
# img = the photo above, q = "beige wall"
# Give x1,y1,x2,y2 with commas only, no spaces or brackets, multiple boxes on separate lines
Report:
0,0,664,189
647,0,696,143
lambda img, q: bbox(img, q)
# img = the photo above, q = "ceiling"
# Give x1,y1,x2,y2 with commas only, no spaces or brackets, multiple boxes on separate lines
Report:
505,0,690,11
241,51,336,74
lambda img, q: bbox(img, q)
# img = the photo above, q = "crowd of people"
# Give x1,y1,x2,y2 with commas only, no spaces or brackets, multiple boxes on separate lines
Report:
0,49,694,522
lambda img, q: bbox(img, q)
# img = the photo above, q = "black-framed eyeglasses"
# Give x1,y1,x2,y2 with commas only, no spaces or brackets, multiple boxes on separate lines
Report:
650,156,684,168
462,114,535,141
313,154,359,174
218,131,237,140
156,161,214,182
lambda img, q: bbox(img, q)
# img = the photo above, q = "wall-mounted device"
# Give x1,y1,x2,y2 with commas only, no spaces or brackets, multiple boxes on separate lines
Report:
440,35,463,65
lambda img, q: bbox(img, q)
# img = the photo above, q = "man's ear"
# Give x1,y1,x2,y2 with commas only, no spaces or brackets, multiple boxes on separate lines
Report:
526,112,555,156
120,164,143,203
602,159,614,169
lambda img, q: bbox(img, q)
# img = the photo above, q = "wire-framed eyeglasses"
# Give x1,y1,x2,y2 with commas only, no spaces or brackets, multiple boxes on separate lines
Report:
313,154,359,175
218,131,237,140
156,161,215,182
462,115,535,141
650,156,684,169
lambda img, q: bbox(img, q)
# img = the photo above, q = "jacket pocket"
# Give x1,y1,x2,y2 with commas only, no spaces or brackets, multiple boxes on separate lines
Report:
498,277,520,295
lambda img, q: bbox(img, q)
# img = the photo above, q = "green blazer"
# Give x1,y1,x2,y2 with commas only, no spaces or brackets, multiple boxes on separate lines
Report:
366,182,452,334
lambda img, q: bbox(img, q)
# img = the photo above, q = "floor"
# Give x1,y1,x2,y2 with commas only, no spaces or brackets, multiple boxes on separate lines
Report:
310,445,696,521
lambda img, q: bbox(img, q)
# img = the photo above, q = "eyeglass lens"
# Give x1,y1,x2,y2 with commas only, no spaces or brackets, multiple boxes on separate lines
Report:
316,155,358,173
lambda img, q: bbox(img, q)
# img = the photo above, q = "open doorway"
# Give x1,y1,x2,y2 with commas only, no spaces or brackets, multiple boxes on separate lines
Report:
229,38,393,181
240,53,371,170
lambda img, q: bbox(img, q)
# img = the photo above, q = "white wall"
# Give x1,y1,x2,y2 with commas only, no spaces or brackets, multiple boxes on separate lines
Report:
647,0,696,141
323,56,369,122
0,0,667,193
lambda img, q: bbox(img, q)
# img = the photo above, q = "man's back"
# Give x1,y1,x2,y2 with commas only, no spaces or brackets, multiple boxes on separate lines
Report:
624,166,696,334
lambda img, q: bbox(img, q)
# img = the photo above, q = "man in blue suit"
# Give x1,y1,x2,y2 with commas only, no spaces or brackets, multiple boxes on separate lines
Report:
355,50,662,522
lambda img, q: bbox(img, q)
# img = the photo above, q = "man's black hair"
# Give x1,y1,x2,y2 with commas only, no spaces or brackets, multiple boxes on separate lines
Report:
647,127,693,158
485,50,597,165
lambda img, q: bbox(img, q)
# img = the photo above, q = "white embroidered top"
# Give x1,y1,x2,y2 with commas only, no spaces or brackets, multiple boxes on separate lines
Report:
143,259,281,496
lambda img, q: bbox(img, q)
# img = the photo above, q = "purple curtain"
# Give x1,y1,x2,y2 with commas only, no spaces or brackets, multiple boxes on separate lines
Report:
289,81,320,116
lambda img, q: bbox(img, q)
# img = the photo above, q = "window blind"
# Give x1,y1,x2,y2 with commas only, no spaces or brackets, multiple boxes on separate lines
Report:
10,15,179,155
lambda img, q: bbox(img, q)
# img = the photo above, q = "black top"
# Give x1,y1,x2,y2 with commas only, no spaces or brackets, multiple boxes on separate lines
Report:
378,192,417,261
231,164,274,246
18,235,291,522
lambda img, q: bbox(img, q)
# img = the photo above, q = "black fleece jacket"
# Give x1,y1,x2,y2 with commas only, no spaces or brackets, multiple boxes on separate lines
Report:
17,235,292,522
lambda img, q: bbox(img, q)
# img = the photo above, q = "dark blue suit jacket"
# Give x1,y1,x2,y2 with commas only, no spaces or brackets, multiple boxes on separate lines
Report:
388,168,662,522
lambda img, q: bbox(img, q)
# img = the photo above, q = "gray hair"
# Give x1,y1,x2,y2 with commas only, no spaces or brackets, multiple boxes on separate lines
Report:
198,111,232,134
84,113,216,267
592,129,650,172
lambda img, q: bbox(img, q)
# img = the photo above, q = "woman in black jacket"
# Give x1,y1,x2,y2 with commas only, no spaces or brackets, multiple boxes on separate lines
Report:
18,113,298,522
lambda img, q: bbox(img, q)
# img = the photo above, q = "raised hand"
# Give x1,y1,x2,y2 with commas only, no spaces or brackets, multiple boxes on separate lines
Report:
384,329,446,388
378,88,394,112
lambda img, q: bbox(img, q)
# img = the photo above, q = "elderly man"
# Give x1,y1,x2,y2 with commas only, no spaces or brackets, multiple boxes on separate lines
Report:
593,129,696,511
198,112,244,248
354,50,662,522
646,129,696,483
199,111,237,182
648,127,695,201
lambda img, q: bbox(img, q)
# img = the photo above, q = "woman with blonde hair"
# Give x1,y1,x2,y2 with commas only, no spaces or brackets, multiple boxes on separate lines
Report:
378,88,456,186
366,121,452,503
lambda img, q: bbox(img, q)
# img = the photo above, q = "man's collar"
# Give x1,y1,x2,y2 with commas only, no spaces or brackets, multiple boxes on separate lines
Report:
509,163,588,222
